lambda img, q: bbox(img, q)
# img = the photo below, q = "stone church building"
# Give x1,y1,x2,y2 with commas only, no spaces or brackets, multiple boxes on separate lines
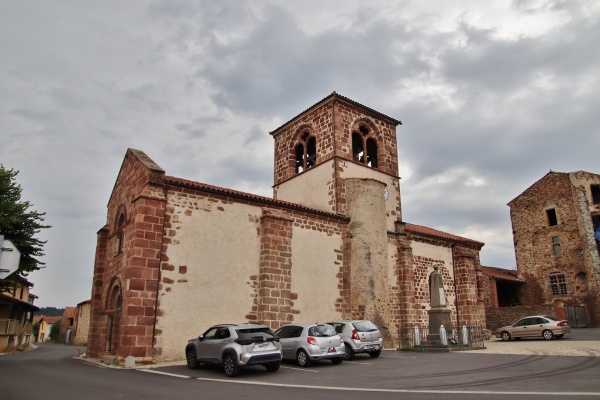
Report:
87,92,486,364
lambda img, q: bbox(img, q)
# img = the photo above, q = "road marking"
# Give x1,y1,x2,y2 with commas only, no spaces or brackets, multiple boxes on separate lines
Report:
280,366,319,372
142,370,192,379
193,377,600,396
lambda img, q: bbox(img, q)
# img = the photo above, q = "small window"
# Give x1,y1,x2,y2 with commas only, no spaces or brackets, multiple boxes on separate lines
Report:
591,184,600,205
552,236,561,256
546,209,558,226
549,274,568,295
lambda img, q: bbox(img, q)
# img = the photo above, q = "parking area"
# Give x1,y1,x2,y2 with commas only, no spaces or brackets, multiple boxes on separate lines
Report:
135,328,600,395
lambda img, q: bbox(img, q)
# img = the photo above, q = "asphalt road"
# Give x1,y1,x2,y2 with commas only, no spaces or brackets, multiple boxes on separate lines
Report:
1,330,600,400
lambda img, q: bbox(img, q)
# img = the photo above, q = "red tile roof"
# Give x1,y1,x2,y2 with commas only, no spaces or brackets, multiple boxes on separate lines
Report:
404,222,484,247
165,176,350,221
64,306,76,319
479,265,524,282
270,91,401,135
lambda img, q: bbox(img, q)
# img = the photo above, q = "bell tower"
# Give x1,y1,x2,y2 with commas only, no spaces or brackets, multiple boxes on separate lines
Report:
270,93,411,343
270,92,403,225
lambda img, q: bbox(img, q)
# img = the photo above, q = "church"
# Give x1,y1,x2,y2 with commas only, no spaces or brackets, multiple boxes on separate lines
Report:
87,92,486,363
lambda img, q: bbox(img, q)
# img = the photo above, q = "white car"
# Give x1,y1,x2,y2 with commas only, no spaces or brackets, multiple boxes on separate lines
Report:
274,323,345,367
326,320,384,359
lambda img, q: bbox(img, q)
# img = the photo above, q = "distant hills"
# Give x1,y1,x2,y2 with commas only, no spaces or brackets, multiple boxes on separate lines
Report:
36,307,64,317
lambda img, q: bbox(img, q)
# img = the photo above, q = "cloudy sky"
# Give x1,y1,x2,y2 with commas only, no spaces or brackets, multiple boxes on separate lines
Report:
1,1,598,308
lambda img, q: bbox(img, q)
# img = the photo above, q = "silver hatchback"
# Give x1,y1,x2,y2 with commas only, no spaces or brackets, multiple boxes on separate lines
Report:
326,320,384,360
274,323,345,367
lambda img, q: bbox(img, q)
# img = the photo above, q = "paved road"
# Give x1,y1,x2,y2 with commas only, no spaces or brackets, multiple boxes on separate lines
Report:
1,329,599,400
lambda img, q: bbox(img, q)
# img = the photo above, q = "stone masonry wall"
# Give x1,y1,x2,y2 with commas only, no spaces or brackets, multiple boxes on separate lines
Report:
510,171,600,326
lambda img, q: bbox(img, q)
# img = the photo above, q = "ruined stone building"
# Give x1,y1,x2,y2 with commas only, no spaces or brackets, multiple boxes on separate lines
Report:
508,171,600,327
87,93,486,364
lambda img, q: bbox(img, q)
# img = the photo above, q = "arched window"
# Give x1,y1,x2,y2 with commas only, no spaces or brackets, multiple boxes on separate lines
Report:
114,206,126,255
294,130,316,174
352,124,378,168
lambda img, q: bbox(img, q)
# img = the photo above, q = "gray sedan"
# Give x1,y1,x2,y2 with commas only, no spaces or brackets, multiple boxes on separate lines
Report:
274,323,345,367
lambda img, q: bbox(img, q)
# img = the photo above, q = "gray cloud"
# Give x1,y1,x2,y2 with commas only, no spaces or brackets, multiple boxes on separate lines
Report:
1,0,598,306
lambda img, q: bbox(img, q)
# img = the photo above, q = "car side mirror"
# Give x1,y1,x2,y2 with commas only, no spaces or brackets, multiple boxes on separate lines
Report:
198,335,204,341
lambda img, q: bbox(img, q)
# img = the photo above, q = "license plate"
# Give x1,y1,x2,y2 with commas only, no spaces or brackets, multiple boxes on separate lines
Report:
254,342,275,351
365,345,374,350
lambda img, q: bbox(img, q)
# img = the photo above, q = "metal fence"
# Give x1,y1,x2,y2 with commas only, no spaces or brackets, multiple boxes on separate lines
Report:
398,324,486,351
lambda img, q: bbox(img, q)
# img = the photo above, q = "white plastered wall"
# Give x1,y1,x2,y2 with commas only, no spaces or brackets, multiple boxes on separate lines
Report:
275,161,334,213
290,227,344,323
155,198,261,361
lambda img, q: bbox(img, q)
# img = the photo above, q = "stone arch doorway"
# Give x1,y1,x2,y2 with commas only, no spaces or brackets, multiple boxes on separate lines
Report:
105,277,122,355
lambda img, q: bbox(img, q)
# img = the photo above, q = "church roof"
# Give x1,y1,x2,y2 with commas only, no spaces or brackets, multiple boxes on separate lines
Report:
270,91,401,135
165,176,350,222
404,222,484,247
479,265,524,283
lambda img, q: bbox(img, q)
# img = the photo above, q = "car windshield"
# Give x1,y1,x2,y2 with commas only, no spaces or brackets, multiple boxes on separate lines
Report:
308,325,336,337
236,327,275,340
352,321,378,332
544,316,560,321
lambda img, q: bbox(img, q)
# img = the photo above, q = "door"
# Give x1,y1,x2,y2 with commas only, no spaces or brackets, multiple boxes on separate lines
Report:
565,306,587,328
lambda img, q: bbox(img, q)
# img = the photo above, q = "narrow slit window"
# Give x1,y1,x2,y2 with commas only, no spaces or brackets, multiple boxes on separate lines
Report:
546,209,558,226
591,184,600,205
552,236,561,256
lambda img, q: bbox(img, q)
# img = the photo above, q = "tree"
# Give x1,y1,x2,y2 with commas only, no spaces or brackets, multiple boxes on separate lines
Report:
49,321,60,342
0,165,50,291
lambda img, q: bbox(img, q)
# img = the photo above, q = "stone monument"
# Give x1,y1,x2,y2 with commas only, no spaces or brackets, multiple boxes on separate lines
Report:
427,266,452,343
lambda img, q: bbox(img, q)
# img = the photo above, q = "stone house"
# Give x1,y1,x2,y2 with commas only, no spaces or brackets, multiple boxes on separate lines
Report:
58,306,76,344
72,299,91,346
87,92,486,364
0,275,39,352
508,171,600,327
34,315,60,342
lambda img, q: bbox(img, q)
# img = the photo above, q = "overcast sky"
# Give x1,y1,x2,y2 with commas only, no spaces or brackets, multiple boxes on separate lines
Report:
1,1,599,308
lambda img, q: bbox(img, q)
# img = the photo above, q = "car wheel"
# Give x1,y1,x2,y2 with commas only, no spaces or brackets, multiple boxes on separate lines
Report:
344,344,355,360
186,348,199,369
555,334,564,339
297,349,312,367
368,349,381,358
542,329,554,340
331,357,343,365
223,354,240,377
265,362,280,372
500,331,511,341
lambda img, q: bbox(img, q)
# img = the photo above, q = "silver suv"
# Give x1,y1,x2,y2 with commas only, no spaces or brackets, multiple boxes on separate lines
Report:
326,320,384,360
185,323,282,377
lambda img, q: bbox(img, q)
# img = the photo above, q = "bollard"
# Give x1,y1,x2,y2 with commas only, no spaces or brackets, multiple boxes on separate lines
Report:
414,326,420,346
439,325,447,346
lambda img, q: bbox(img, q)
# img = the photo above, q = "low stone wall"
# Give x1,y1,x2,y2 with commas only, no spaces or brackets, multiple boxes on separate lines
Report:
486,305,558,331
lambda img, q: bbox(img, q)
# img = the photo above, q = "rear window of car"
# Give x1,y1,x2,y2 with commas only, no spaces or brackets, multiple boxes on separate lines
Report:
544,316,560,321
308,325,336,337
236,327,275,340
352,321,379,332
